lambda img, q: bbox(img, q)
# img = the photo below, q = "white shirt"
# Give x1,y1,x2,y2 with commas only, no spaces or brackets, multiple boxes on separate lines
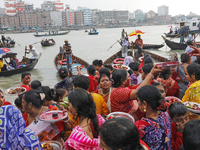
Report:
30,47,39,59
137,74,143,85
123,56,133,66
185,46,196,62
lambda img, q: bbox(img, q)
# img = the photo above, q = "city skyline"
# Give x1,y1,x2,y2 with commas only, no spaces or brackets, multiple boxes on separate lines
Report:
0,0,199,16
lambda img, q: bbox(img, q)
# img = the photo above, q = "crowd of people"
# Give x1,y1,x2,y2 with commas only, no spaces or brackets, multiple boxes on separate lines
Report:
1,42,200,150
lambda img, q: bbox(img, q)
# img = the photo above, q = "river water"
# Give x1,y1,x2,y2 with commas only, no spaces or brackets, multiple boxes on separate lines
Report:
1,25,199,103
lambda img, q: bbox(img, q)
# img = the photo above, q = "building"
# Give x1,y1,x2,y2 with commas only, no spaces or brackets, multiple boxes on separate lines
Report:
97,11,115,24
37,10,51,28
53,0,64,12
8,15,20,28
65,5,74,26
77,7,92,25
61,11,66,27
50,11,62,27
146,10,157,19
74,11,83,25
134,9,145,23
0,15,9,27
0,8,5,16
91,9,101,24
15,1,25,13
18,11,37,28
129,12,135,20
4,0,17,16
41,1,55,11
158,5,168,16
25,4,34,11
115,11,129,24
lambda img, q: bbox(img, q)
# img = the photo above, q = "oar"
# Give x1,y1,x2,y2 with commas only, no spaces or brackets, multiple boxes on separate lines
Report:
107,40,119,51
15,41,21,46
60,46,65,68
32,41,41,45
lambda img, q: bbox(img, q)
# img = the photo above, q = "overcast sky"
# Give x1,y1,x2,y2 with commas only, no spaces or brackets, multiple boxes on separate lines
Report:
0,0,199,16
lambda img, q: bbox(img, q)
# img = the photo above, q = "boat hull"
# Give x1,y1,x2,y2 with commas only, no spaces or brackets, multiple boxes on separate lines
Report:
41,42,55,46
88,32,99,35
0,53,41,77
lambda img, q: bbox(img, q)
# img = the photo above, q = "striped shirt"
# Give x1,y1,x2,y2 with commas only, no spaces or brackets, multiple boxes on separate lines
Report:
63,43,72,54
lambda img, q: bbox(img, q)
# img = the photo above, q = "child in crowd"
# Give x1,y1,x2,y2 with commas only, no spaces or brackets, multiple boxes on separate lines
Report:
87,65,98,92
168,102,189,150
123,51,133,66
129,62,142,85
104,64,114,76
30,80,42,90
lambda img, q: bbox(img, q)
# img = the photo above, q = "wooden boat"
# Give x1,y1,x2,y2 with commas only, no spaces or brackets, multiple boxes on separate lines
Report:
161,35,187,50
54,53,89,76
129,44,164,50
41,40,55,47
34,31,70,37
0,53,41,77
88,32,99,35
103,50,168,65
0,44,15,48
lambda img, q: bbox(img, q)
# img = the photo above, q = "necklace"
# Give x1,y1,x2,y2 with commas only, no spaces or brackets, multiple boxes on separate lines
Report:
26,106,44,125
100,89,109,98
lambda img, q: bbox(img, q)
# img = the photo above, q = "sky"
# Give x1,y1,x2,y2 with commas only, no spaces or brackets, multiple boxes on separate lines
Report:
0,0,199,16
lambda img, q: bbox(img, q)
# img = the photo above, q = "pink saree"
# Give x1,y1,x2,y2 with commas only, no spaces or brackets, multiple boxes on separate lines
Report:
64,114,105,150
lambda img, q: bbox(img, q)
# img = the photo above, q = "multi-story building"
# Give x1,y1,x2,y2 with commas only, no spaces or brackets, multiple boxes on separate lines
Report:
61,11,66,27
18,11,37,28
0,15,9,27
50,11,62,27
15,1,25,13
158,5,168,16
4,0,17,16
65,5,74,26
37,10,51,28
8,15,20,27
25,4,34,11
41,1,55,11
134,9,145,23
129,12,135,20
0,8,5,15
77,7,92,25
53,0,64,12
115,11,129,24
146,10,157,19
91,9,101,24
74,10,83,25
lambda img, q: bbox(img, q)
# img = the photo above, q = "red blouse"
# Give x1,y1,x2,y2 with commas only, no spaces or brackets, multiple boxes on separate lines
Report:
88,76,98,93
171,122,183,150
167,81,179,97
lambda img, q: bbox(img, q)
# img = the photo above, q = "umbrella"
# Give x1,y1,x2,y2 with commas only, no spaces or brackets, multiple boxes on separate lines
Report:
2,52,17,58
129,30,145,37
179,26,190,36
0,48,11,54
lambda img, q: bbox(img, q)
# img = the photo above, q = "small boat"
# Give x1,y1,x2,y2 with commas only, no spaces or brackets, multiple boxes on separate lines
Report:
103,50,168,65
85,30,88,32
41,40,55,47
129,44,164,50
34,31,70,37
0,44,15,48
88,31,99,35
0,53,41,77
54,52,89,76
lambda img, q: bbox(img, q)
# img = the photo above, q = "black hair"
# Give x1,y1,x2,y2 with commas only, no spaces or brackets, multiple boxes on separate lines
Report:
23,90,45,108
112,69,127,88
21,71,31,80
128,69,134,76
87,65,96,76
14,93,24,109
54,88,67,102
138,85,164,110
104,64,113,71
68,88,99,138
72,75,90,90
181,53,190,63
187,63,200,80
159,68,171,80
152,82,165,89
38,86,54,101
31,80,42,90
168,102,187,119
144,56,153,65
142,64,153,74
99,67,110,77
127,51,133,56
92,59,103,67
58,67,69,79
129,62,139,71
183,119,200,150
0,58,2,60
100,117,144,150
98,74,110,84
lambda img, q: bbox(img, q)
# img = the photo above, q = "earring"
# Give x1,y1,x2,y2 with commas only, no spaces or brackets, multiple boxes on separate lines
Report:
143,107,146,112
75,112,78,116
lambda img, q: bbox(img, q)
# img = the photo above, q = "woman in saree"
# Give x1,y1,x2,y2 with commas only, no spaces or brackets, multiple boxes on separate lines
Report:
0,105,42,150
172,53,191,99
135,85,172,150
64,88,105,150
20,71,31,91
22,90,66,143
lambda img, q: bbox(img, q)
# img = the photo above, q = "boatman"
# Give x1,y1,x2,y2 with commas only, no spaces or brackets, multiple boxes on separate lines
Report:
63,39,72,70
25,45,39,63
132,34,143,57
121,29,126,39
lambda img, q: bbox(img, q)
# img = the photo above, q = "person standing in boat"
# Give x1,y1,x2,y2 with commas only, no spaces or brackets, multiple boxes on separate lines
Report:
25,45,39,63
121,29,126,39
121,37,129,57
132,34,143,57
63,39,72,70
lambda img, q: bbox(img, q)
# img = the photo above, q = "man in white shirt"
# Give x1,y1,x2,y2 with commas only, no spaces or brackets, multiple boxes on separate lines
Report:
26,45,39,63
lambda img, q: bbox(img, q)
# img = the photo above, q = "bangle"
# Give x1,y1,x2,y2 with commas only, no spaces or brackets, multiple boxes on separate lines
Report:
148,73,154,79
63,117,70,122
